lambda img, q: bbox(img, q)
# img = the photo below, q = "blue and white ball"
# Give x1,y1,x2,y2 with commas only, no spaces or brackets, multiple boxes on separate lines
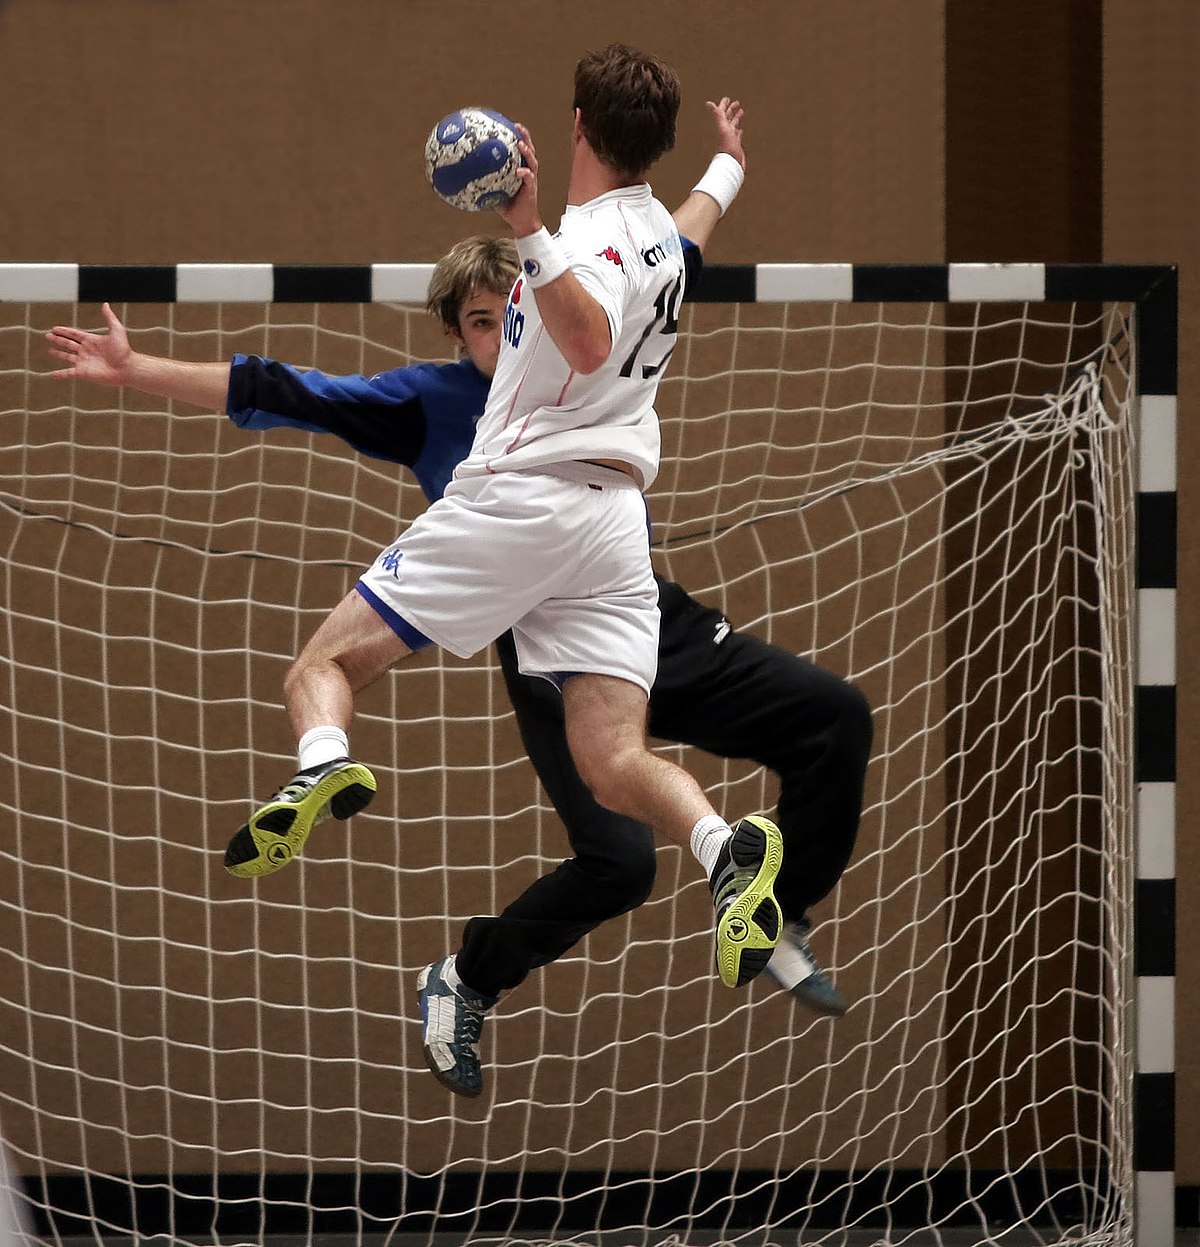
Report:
424,107,522,212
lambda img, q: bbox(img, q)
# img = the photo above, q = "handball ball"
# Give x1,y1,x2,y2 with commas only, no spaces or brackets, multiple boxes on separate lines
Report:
424,107,523,212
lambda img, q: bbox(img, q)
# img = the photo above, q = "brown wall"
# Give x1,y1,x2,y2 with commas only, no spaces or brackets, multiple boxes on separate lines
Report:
0,0,944,266
0,0,1194,1197
1105,0,1200,1186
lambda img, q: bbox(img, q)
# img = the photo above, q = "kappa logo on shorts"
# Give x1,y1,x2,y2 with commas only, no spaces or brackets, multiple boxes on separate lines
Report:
597,245,623,268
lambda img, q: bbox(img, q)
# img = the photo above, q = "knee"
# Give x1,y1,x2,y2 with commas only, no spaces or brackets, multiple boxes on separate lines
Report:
282,650,335,704
576,829,657,915
834,680,874,763
282,657,307,705
573,744,639,819
619,831,658,908
773,672,873,782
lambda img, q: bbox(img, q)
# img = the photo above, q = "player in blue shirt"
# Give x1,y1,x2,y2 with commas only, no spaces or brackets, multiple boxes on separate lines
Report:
47,112,871,1100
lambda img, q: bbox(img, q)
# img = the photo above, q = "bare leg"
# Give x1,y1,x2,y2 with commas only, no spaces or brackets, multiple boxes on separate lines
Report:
225,588,416,880
561,672,717,849
283,588,415,736
562,671,784,988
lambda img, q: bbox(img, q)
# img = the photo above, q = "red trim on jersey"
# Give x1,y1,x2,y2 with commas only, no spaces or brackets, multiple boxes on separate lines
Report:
502,412,536,457
498,324,544,431
503,362,575,458
488,323,554,465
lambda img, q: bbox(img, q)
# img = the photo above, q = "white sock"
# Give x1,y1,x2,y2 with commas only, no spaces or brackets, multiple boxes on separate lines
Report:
441,954,489,1005
297,725,350,771
766,929,811,988
441,954,463,993
690,814,733,880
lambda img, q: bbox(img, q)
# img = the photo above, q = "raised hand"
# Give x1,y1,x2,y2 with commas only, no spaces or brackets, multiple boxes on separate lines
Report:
706,97,746,170
45,302,132,387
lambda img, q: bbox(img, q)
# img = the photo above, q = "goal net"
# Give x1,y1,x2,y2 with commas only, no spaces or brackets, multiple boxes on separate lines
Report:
0,270,1139,1247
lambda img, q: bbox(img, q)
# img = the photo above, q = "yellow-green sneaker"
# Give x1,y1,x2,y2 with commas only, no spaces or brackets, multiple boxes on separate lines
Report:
224,757,376,879
710,815,784,988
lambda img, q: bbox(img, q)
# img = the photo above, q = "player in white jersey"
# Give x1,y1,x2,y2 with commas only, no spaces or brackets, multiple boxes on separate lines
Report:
220,44,784,1092
457,182,683,489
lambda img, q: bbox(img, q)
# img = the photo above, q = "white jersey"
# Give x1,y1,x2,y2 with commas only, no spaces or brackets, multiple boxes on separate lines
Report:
454,183,687,491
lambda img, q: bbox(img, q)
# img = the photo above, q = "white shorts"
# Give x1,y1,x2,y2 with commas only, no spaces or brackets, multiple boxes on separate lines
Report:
355,469,660,695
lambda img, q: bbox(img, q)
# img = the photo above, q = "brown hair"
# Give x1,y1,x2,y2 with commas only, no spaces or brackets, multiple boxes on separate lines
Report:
572,42,680,180
425,234,519,329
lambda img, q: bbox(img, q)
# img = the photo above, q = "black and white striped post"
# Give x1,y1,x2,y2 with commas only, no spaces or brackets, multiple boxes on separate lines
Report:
1123,266,1179,1247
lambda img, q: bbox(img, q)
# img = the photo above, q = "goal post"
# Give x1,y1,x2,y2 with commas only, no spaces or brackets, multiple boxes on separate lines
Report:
0,261,1177,1247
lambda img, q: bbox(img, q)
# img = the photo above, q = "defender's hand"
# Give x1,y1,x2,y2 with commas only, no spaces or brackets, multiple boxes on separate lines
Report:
45,302,133,387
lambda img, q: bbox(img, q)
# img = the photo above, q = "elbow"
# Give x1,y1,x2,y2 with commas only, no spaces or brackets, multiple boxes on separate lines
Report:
563,329,611,376
549,299,613,374
570,345,609,375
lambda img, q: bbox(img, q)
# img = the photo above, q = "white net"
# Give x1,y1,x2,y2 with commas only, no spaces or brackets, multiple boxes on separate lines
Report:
0,292,1136,1247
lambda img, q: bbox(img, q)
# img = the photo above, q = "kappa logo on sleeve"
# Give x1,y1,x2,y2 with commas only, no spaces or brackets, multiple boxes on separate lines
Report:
596,245,623,268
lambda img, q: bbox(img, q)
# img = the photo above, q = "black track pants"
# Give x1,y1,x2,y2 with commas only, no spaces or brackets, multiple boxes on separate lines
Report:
454,576,873,998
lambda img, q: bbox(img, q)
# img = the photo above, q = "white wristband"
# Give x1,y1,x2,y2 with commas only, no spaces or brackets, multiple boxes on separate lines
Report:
515,227,570,287
691,152,745,216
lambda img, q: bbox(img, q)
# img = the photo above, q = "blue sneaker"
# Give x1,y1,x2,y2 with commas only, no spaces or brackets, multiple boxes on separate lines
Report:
766,919,848,1016
417,957,498,1098
224,757,376,879
709,815,784,988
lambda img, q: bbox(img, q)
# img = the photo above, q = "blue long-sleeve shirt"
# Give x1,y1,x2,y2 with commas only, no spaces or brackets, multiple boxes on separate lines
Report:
226,354,490,503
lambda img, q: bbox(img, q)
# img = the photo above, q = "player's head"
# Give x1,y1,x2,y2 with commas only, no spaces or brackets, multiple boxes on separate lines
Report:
426,235,519,379
572,42,680,180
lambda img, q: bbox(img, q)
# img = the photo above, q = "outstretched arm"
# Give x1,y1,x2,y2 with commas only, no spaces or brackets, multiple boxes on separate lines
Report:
46,302,231,410
48,302,435,472
672,97,746,251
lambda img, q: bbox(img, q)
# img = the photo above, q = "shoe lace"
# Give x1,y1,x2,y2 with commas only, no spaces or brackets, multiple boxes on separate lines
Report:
455,999,484,1046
